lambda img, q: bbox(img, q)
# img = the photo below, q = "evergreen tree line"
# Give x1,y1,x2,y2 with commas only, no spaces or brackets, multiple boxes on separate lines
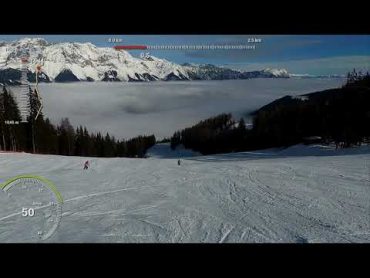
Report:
0,86,155,157
171,71,370,154
171,113,248,154
345,69,370,87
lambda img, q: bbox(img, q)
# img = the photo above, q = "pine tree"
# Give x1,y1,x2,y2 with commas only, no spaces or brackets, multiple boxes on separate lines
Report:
57,118,75,155
28,87,40,153
170,131,181,150
0,87,22,151
103,132,115,157
74,126,83,156
238,118,247,132
28,87,42,120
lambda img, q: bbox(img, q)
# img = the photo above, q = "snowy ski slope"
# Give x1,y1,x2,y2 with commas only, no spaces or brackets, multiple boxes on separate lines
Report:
0,144,369,243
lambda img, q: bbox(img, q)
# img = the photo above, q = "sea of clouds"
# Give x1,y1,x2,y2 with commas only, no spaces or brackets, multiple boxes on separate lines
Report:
38,78,344,140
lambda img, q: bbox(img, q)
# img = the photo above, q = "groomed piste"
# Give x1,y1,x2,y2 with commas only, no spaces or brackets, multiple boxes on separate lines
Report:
0,143,369,243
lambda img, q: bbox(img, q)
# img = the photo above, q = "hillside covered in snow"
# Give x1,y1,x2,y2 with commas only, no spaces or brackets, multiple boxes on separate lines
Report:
0,38,289,83
0,143,369,243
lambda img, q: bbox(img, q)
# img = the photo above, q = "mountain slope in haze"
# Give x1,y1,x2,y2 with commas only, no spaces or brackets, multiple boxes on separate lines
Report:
183,63,289,80
0,38,289,83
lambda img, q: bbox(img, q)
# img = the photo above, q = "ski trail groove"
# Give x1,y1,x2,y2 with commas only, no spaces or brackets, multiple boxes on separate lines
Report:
219,226,233,243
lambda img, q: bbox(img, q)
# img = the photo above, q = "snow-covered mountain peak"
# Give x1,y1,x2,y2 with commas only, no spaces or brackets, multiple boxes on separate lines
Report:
0,38,291,83
0,38,191,82
262,68,289,77
14,37,49,47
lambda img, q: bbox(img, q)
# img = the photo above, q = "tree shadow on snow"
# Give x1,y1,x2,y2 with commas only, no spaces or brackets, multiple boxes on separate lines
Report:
183,145,370,163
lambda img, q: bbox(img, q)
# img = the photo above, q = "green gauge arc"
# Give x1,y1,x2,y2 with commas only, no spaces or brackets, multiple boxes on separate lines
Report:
0,175,63,204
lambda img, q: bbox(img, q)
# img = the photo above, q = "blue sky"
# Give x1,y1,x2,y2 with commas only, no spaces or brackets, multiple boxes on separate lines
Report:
0,35,369,75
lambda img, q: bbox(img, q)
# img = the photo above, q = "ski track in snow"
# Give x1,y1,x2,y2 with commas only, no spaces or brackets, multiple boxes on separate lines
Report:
0,144,370,243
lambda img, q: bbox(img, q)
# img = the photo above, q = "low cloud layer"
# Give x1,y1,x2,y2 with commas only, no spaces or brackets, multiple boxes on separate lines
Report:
38,79,344,140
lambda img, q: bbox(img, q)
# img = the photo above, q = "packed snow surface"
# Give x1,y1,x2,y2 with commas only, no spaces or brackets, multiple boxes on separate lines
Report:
0,144,369,243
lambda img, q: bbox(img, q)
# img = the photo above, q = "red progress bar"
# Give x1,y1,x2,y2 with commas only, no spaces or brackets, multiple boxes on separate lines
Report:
114,45,148,50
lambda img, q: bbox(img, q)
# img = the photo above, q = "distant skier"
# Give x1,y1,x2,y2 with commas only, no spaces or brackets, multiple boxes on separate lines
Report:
178,159,181,166
83,160,90,170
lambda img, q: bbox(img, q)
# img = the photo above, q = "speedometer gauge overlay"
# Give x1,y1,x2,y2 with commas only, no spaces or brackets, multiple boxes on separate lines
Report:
0,176,63,243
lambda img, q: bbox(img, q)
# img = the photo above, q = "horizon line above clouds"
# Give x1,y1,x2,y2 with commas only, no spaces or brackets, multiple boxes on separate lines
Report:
226,55,370,76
